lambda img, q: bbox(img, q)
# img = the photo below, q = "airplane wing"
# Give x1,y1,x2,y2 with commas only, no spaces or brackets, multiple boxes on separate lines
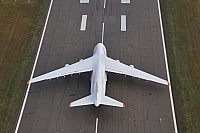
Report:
105,57,169,86
28,57,93,84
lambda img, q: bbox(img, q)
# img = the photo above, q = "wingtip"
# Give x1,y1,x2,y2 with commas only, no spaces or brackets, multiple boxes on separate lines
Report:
27,80,30,84
123,103,125,108
69,103,72,107
167,82,170,86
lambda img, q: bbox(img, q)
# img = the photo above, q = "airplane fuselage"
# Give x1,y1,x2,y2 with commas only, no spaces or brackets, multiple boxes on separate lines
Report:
91,43,107,106
28,42,168,108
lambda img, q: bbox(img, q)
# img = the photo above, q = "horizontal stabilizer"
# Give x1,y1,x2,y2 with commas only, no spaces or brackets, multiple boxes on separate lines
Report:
69,95,93,107
101,96,125,108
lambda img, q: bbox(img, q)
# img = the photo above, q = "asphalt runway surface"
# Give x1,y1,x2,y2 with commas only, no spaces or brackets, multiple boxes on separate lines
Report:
17,0,176,132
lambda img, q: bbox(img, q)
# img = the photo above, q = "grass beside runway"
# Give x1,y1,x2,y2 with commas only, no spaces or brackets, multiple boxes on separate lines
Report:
160,0,200,132
0,0,50,132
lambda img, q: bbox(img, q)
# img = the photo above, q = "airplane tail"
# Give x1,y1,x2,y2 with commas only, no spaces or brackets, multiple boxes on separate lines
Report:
100,96,125,108
68,95,125,108
69,95,93,107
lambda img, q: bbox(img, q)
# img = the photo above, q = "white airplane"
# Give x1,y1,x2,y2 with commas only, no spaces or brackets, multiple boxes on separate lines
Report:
27,43,170,108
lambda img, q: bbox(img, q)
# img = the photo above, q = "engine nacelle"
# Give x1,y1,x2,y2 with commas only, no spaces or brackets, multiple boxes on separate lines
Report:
130,65,134,68
65,64,69,67
79,59,83,62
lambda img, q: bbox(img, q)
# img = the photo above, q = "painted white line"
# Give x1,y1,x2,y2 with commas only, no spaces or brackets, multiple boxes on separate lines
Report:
103,0,106,8
102,22,105,43
95,118,98,133
157,0,178,133
121,0,130,4
121,15,126,31
80,0,89,3
14,0,54,132
80,15,87,31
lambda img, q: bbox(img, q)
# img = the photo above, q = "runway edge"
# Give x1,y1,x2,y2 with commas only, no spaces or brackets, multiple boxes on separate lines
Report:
14,0,54,132
157,0,178,132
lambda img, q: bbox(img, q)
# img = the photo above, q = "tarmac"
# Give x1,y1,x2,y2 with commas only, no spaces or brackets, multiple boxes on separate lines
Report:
17,0,176,132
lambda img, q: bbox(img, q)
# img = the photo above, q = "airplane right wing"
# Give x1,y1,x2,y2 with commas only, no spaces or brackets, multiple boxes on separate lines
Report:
28,57,93,84
105,57,169,86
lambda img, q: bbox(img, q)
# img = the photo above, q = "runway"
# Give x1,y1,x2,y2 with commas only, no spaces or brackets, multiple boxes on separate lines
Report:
16,0,177,132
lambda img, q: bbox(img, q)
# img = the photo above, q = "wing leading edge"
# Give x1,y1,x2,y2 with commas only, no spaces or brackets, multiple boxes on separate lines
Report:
105,57,169,86
28,57,93,84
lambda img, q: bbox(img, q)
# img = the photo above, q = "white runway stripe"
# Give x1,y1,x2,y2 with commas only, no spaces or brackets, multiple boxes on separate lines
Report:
95,118,98,133
102,23,105,43
104,0,106,8
14,0,54,132
80,15,87,31
121,15,126,31
121,0,130,3
80,0,89,3
157,0,178,132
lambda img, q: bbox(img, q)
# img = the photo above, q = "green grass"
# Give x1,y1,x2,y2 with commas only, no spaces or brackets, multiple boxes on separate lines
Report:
0,0,50,132
160,0,200,132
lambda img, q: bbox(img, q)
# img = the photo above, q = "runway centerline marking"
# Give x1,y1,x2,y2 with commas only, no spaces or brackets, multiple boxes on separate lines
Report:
121,0,130,3
102,22,105,43
121,15,126,31
103,0,106,8
80,0,89,3
14,0,54,132
95,118,98,133
80,15,87,31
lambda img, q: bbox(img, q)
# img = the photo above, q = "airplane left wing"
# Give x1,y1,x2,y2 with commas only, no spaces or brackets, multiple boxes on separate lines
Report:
105,57,169,86
28,57,93,84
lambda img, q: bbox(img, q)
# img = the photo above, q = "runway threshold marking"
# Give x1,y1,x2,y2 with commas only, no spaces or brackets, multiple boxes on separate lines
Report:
14,0,54,132
80,15,87,31
157,0,178,132
121,15,126,31
80,0,89,3
95,118,98,133
121,0,130,3
102,22,105,43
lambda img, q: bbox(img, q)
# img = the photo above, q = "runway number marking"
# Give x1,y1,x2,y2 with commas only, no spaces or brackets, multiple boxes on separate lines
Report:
80,0,89,3
121,0,130,3
80,15,87,31
121,15,126,31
